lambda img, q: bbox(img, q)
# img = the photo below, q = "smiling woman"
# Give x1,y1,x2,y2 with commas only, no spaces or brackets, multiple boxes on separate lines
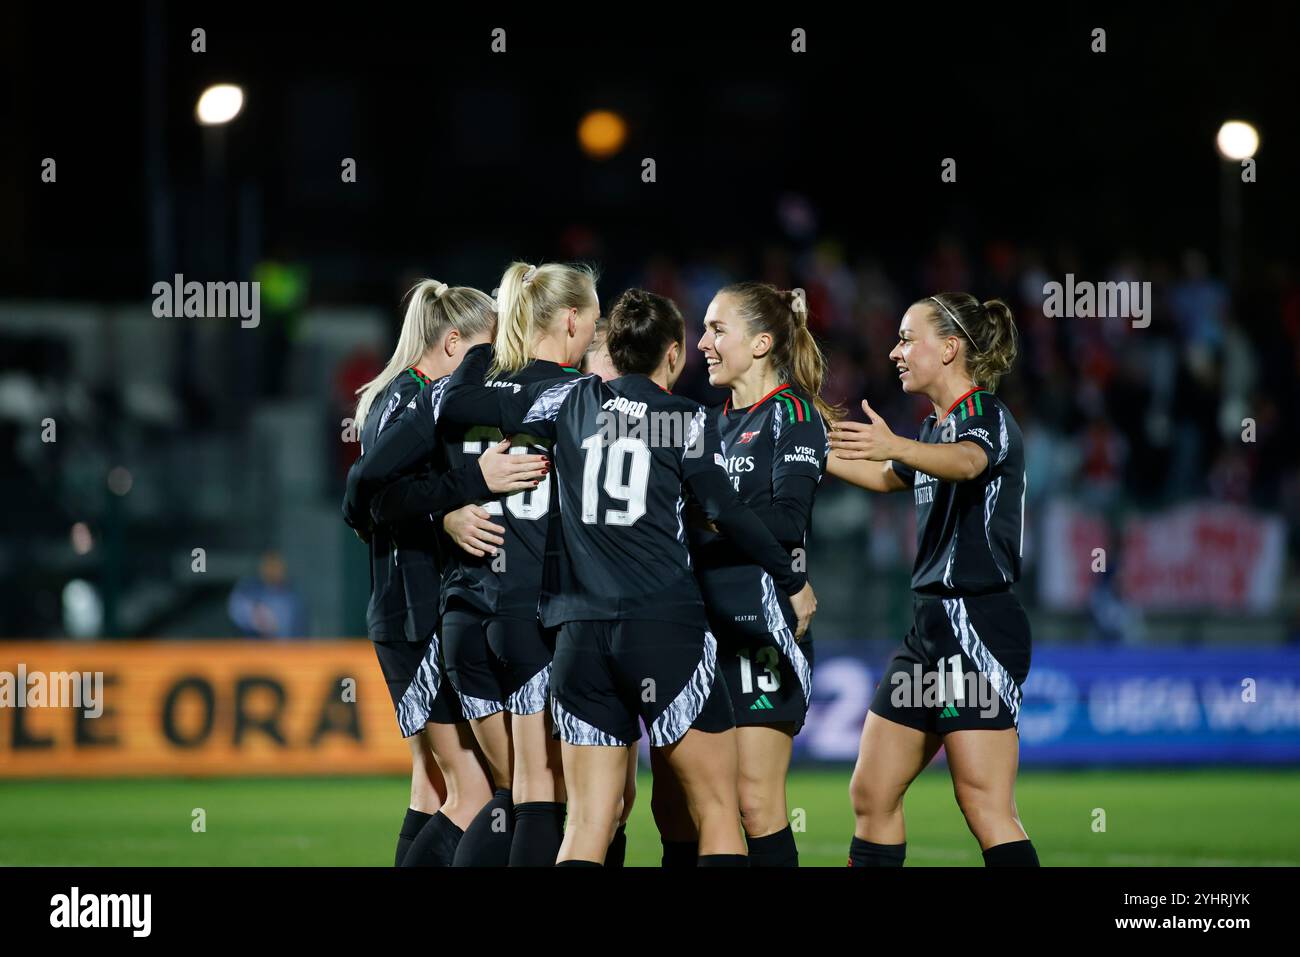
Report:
828,292,1037,868
663,281,837,868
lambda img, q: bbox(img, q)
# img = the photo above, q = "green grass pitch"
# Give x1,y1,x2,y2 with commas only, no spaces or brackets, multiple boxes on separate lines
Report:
2,769,1297,866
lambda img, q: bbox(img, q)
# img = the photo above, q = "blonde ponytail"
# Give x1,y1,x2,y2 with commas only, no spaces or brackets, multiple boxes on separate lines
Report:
354,280,496,427
490,260,598,378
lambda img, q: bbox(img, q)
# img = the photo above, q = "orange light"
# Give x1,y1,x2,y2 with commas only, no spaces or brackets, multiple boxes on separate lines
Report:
578,110,627,160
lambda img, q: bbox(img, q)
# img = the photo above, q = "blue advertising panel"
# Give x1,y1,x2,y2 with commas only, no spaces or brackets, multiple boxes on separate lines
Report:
792,642,1300,766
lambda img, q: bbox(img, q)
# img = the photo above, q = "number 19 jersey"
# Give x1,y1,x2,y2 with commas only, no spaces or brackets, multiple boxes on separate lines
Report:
438,345,809,630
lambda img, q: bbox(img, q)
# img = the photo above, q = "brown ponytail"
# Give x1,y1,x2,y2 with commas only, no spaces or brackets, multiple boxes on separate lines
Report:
920,292,1018,391
606,288,684,375
719,281,843,423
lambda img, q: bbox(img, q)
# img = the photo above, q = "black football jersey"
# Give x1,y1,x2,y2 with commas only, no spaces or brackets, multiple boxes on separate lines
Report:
690,384,828,637
418,356,582,619
891,388,1026,595
346,368,441,643
439,344,809,629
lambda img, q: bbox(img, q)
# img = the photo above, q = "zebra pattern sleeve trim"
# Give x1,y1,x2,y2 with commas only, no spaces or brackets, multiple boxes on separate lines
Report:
523,377,585,424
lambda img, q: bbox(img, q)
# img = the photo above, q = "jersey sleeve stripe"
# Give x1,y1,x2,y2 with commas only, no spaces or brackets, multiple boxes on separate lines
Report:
776,392,805,423
783,392,810,421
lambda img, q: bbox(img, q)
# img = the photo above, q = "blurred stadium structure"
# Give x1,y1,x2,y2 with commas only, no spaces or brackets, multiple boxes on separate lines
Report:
2,6,1299,776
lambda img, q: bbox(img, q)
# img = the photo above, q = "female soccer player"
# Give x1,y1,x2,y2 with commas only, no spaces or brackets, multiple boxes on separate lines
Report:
439,288,818,866
436,261,599,866
828,292,1038,867
343,279,545,866
576,313,638,867
674,281,836,868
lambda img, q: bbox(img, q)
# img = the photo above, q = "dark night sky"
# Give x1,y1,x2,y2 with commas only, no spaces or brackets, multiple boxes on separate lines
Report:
5,3,1299,301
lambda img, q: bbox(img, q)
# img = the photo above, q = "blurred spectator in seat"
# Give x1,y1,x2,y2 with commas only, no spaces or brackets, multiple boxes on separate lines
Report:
228,551,308,639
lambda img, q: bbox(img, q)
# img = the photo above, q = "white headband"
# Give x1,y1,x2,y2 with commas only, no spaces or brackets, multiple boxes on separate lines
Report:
929,296,981,353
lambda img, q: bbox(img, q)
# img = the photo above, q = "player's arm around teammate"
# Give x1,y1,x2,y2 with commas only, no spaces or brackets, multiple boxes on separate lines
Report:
656,282,836,868
432,262,599,866
345,281,512,866
442,291,817,865
829,293,1038,867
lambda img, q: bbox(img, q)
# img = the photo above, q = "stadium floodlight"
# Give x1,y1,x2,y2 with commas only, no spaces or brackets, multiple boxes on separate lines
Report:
578,109,627,159
196,84,245,126
1216,120,1258,160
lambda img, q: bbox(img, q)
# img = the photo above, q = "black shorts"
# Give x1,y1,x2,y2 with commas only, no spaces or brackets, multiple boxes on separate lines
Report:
714,630,814,732
870,591,1031,735
551,620,735,747
442,599,553,719
373,635,464,737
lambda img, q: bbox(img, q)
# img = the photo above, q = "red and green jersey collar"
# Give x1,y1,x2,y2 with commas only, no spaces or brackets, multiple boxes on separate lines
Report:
944,386,987,420
528,357,583,376
406,367,435,388
724,382,810,422
724,382,789,416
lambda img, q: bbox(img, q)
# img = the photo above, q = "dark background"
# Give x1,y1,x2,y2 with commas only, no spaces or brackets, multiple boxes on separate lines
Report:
7,5,1299,298
1,2,1297,642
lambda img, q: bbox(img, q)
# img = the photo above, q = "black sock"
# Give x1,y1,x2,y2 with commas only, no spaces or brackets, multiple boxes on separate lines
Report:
698,854,748,867
982,839,1040,867
605,824,628,868
661,840,699,868
400,811,464,867
747,825,799,867
509,802,566,867
395,808,433,867
556,859,602,867
452,788,515,867
848,836,906,867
